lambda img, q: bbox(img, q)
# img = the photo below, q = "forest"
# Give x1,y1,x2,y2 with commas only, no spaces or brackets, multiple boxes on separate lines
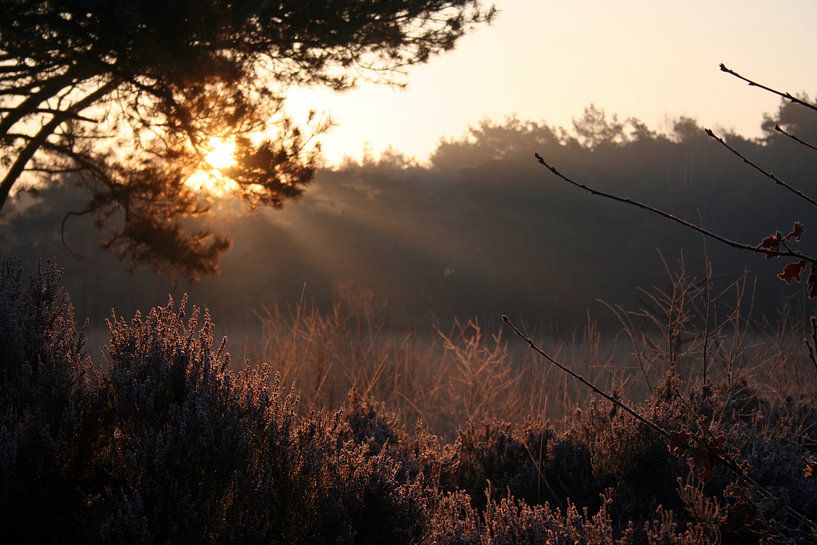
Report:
3,101,817,330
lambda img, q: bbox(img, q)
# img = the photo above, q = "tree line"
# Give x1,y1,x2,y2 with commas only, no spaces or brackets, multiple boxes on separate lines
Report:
3,101,816,329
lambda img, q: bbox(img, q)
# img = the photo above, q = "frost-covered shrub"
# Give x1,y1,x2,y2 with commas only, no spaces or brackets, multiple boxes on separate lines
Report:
100,298,264,543
3,259,817,544
0,259,101,543
425,490,635,545
0,262,429,544
441,418,596,510
99,296,429,544
342,388,408,458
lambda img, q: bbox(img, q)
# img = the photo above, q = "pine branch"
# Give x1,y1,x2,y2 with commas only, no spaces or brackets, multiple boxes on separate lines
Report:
0,107,98,124
0,80,117,209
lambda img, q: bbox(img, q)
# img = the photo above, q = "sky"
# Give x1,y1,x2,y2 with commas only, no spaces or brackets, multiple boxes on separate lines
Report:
284,0,817,166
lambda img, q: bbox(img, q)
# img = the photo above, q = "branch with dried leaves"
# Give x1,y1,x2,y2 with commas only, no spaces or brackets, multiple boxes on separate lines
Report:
533,152,815,265
501,314,817,536
516,62,817,535
535,63,817,301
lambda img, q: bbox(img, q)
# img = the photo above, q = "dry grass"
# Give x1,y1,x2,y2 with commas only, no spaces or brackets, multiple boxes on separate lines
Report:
248,286,628,438
245,255,816,441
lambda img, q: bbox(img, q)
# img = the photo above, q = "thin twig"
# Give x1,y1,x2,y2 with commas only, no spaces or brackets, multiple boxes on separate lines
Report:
501,315,671,440
720,63,817,114
502,314,817,534
704,128,817,208
806,316,817,375
534,152,815,264
775,124,817,154
60,200,105,259
702,240,712,386
23,167,84,174
598,299,654,394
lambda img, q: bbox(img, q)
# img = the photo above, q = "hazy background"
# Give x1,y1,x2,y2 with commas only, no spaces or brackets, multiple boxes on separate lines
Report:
3,0,817,342
4,101,817,337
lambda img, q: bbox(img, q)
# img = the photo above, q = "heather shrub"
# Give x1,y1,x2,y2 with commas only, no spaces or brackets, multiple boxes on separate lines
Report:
342,388,408,458
644,480,724,545
0,259,102,543
440,418,597,510
563,373,817,543
99,298,264,543
568,378,689,522
0,262,431,544
425,490,635,545
3,259,817,544
287,420,428,545
99,296,429,544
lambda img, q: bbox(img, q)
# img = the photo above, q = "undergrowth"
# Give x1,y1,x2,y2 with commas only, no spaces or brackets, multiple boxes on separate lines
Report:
2,259,816,544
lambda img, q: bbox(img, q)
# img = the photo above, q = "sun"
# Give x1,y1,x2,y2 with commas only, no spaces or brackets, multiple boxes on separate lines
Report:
203,136,237,169
185,136,239,197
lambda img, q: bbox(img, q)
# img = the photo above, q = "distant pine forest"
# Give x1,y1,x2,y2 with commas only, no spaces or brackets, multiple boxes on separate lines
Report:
3,101,817,331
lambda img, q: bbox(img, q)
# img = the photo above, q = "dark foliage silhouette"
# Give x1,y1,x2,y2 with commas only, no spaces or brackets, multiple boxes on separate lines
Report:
0,259,101,543
0,0,493,278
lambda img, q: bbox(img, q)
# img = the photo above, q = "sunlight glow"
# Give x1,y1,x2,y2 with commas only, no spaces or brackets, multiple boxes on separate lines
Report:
185,136,239,197
204,136,237,169
281,0,817,166
185,170,240,197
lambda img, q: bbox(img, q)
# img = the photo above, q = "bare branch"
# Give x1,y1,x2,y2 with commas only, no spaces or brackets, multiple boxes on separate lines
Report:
502,314,817,534
720,63,817,114
24,166,84,174
704,128,817,207
501,314,671,438
807,316,817,375
534,152,815,264
775,124,817,154
60,202,106,259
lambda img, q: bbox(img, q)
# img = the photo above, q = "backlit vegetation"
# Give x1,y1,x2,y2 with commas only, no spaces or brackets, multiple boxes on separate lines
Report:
3,66,817,544
2,258,816,544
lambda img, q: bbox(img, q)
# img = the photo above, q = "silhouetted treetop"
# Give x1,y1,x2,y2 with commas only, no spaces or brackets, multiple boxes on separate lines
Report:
3,0,492,90
763,97,817,143
8,101,817,328
0,0,494,279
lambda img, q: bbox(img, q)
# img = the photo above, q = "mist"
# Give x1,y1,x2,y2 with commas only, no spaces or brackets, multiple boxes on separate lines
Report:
3,102,817,335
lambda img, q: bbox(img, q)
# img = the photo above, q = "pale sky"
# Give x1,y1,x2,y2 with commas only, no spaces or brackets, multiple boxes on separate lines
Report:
284,0,817,166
